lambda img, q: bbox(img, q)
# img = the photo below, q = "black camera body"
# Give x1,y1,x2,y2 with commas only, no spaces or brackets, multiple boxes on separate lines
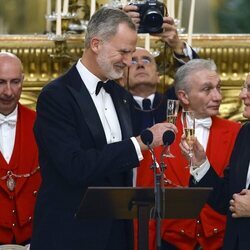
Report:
131,0,165,33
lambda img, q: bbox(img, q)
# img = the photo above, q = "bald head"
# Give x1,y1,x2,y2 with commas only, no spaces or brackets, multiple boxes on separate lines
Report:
0,52,24,115
0,52,23,71
127,47,159,97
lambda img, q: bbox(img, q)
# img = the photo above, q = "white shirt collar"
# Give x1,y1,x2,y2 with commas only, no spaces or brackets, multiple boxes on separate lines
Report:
76,59,101,95
0,105,18,124
133,93,155,109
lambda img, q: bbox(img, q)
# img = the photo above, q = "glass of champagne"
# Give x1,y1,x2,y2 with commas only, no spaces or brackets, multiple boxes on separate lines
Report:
182,110,195,168
164,99,180,158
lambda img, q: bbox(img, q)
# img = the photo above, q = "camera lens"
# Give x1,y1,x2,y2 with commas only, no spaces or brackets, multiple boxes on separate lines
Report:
143,10,163,33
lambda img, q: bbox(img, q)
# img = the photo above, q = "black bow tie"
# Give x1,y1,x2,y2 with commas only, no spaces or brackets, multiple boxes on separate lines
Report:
95,80,113,95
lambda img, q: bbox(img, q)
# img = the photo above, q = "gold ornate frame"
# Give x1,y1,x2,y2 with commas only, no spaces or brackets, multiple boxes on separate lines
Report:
0,34,249,121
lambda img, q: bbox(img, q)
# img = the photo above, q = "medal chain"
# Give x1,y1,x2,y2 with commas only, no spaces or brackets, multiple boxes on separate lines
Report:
0,166,40,181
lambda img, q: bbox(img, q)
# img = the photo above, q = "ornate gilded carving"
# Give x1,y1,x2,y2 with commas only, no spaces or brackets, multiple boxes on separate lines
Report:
0,34,249,122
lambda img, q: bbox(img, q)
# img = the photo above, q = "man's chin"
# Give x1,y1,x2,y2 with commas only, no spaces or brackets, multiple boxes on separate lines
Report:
209,109,220,117
107,71,123,80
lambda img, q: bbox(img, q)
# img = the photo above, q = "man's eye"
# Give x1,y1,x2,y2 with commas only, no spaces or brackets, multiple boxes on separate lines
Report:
12,79,22,84
203,87,210,92
141,59,151,64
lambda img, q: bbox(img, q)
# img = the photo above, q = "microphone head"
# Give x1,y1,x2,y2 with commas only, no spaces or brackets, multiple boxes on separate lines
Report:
163,130,175,146
140,129,153,145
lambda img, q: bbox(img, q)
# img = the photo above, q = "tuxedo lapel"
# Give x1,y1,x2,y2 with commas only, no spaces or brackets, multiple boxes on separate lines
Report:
235,125,250,190
68,84,108,148
110,82,133,139
66,66,107,148
109,83,133,186
237,145,250,190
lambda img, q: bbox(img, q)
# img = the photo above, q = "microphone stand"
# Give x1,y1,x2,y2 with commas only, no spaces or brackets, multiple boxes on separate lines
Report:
154,170,162,250
149,144,163,250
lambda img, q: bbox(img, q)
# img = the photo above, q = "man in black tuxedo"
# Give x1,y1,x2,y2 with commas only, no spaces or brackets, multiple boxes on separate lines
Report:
30,7,176,250
180,72,250,250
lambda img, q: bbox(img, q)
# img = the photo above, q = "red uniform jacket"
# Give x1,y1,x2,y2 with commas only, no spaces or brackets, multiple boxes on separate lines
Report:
0,104,41,244
136,112,241,250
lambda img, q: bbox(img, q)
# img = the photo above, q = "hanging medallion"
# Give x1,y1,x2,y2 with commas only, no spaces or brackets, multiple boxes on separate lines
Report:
6,175,16,192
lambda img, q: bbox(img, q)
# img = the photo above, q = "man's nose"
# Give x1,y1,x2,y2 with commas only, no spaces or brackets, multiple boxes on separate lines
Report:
136,61,145,69
3,83,12,96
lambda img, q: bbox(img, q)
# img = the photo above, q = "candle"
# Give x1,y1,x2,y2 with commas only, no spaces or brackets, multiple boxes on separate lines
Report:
187,0,196,46
62,0,69,15
177,0,183,29
90,0,96,17
56,0,62,36
46,0,51,33
145,34,150,51
167,0,175,19
167,0,171,16
171,0,175,19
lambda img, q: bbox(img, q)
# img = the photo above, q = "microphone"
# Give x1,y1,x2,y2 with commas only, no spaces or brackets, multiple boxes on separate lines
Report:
160,130,176,172
140,129,159,169
140,129,153,146
162,130,175,146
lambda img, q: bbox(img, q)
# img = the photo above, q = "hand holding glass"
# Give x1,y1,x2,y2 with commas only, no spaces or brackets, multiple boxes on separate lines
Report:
182,111,195,168
164,99,179,158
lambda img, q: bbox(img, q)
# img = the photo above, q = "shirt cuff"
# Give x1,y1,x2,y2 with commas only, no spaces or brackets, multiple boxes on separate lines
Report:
173,42,194,63
190,158,210,182
130,137,144,161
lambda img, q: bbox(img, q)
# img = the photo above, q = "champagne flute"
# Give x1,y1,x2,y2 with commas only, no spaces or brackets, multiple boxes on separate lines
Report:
164,99,179,158
182,111,195,168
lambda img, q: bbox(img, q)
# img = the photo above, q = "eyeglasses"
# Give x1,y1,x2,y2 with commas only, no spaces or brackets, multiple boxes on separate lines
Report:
131,57,152,65
241,82,250,93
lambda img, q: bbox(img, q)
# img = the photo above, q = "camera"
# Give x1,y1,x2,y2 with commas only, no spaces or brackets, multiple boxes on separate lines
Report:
130,0,165,33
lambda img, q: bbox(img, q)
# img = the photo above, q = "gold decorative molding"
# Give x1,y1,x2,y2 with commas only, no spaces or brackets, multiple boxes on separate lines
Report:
0,34,249,122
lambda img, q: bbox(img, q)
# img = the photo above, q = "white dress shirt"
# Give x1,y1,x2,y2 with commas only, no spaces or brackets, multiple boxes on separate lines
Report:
0,106,18,163
188,117,212,182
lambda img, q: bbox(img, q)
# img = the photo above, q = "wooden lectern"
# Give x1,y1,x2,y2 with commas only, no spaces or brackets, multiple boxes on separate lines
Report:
76,187,212,250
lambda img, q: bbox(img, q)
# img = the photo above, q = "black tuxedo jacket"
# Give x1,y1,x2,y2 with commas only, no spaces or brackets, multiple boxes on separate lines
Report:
191,122,250,250
131,92,167,136
30,65,139,250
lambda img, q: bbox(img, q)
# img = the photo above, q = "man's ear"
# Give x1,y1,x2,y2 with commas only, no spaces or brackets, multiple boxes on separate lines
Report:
90,37,102,53
177,90,189,105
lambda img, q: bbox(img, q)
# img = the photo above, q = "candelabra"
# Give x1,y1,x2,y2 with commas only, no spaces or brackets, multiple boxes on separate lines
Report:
68,0,88,34
45,0,81,74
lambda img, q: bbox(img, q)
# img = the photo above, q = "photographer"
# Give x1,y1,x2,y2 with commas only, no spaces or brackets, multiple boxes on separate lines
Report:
123,3,199,102
123,4,198,64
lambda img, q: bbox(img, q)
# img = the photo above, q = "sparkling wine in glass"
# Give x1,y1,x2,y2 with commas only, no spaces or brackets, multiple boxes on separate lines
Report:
164,99,179,158
182,110,195,168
